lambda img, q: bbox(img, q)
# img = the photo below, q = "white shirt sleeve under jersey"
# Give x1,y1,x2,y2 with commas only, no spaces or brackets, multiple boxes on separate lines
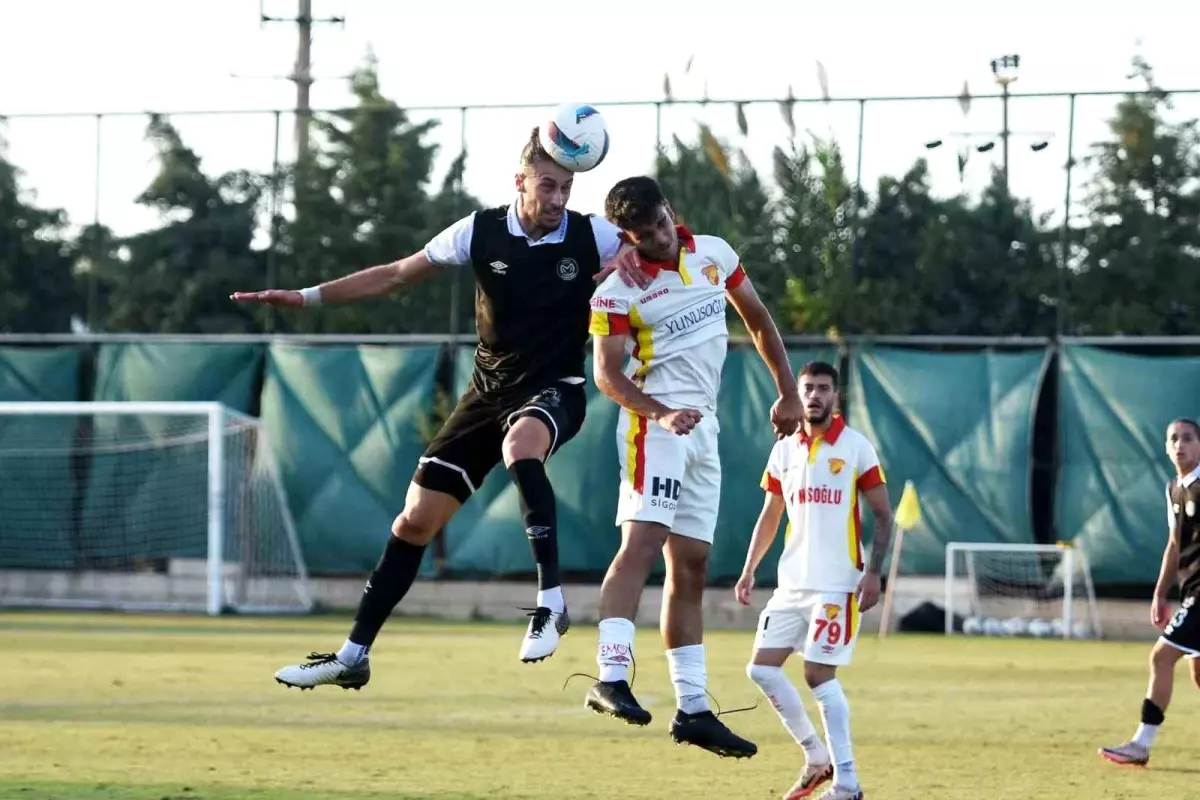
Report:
590,215,624,262
1168,485,1177,532
423,213,476,266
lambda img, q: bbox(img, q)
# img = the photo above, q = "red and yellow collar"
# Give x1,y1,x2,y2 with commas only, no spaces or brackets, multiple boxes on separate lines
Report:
799,414,845,446
631,225,696,276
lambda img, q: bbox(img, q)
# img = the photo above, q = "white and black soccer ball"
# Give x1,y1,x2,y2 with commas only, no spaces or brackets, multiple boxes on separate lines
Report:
963,616,983,636
540,103,610,172
982,617,1003,637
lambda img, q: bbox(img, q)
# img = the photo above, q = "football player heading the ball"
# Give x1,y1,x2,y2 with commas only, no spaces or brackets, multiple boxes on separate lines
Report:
585,175,802,759
1099,418,1200,768
233,104,653,691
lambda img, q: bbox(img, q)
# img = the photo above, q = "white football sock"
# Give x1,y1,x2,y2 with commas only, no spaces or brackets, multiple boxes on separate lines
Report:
597,617,635,682
1133,723,1159,749
666,644,711,715
336,640,368,666
537,586,565,613
813,679,857,789
746,664,826,759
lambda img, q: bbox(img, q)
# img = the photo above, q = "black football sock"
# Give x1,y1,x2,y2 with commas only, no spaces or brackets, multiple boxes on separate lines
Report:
1141,698,1165,726
347,535,427,649
508,458,561,593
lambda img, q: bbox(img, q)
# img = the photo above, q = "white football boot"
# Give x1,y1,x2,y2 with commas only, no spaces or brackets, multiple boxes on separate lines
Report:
1098,740,1150,766
518,606,570,663
817,785,864,800
274,652,371,690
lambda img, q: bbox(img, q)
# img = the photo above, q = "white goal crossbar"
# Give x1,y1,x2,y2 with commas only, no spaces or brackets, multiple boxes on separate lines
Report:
0,401,312,615
944,542,1102,639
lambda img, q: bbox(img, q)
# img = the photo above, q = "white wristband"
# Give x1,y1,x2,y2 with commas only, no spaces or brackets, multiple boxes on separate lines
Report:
299,286,323,307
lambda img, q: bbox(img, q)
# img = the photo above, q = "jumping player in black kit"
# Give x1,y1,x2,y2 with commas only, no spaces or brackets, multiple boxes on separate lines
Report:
1099,418,1200,766
232,128,647,688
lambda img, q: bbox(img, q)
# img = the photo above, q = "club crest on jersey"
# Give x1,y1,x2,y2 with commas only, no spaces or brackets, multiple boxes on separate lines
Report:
822,603,841,620
557,258,579,281
1188,500,1196,518
828,458,845,475
701,264,720,286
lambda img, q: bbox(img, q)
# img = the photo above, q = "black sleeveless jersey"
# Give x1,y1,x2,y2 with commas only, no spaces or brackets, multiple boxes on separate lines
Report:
466,206,601,396
1167,473,1200,598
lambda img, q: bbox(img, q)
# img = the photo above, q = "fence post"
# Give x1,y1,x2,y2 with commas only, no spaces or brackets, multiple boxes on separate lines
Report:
1057,94,1076,337
88,113,103,330
448,106,467,340
265,110,283,333
851,98,866,289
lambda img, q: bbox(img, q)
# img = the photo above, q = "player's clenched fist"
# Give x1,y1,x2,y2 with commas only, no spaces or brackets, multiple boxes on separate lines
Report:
230,289,304,307
770,391,804,438
734,571,754,606
655,408,702,435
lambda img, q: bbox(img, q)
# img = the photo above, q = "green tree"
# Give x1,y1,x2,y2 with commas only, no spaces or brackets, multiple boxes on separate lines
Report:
0,133,80,332
277,58,480,334
653,125,776,325
1070,57,1200,335
906,169,1057,336
772,135,857,335
92,114,266,333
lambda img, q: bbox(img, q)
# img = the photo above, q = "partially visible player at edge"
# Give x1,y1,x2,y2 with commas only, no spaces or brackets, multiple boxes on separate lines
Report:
231,128,648,688
584,176,804,758
1099,418,1200,767
736,362,892,800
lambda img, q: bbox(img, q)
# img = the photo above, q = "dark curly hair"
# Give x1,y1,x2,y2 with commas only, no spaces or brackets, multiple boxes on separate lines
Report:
799,360,839,386
604,176,666,230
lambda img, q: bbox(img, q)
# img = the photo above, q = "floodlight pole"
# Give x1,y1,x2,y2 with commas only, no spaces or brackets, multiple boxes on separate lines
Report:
991,55,1021,192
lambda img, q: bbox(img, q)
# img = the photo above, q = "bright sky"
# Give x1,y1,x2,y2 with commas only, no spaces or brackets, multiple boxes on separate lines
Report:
2,0,1199,247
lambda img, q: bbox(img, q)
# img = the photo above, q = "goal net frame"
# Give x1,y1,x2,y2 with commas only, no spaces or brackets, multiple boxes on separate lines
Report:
0,401,313,616
944,542,1102,639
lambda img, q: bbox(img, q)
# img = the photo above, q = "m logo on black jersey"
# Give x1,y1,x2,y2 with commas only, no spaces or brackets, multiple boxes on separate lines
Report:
557,258,579,281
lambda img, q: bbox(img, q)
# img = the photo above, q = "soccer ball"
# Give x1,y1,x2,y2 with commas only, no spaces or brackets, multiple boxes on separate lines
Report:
1002,617,1028,637
1027,618,1053,638
539,103,610,172
963,616,983,636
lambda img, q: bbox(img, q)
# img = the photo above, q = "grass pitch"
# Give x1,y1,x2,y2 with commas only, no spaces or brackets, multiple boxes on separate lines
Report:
1,611,1197,799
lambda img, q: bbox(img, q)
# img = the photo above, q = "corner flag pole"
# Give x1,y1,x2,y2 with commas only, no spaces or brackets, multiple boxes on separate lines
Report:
878,480,921,638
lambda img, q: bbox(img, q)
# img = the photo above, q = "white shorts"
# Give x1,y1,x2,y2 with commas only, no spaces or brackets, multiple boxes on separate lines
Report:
614,409,721,543
753,589,861,666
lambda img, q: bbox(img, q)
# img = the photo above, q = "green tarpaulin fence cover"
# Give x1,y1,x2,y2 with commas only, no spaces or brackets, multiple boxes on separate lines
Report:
848,345,1049,574
1056,345,1200,584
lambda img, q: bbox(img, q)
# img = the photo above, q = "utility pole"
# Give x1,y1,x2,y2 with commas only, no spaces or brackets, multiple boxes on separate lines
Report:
258,0,345,163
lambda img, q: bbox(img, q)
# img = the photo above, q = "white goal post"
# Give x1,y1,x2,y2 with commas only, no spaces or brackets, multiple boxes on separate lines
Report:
944,542,1102,640
0,401,313,616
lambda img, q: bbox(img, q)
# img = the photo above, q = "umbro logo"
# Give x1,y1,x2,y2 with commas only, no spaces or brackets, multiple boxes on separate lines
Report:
490,260,508,274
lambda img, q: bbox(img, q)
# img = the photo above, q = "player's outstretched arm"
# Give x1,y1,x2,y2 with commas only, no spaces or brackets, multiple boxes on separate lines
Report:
592,334,699,436
726,276,802,437
231,251,438,308
735,491,786,605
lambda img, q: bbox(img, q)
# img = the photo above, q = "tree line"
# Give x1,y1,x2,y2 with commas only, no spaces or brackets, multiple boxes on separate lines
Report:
2,57,1198,338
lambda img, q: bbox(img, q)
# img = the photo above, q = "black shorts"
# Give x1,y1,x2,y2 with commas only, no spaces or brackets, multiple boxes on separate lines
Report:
1162,595,1200,657
413,382,587,503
